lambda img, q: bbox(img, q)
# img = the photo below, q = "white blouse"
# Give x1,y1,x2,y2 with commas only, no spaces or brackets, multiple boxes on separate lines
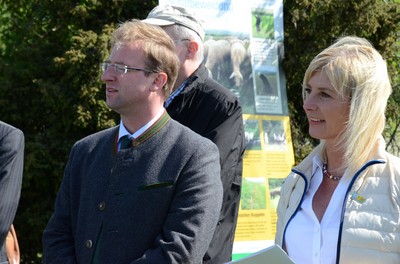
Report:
285,156,351,264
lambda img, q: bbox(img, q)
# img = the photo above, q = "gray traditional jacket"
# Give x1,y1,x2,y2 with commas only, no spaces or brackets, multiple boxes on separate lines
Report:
43,112,223,264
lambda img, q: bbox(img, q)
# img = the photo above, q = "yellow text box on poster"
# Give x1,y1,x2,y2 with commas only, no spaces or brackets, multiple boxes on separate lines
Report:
235,114,294,242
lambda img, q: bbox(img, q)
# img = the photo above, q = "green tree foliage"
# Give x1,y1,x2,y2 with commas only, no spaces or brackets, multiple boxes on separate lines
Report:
0,0,399,262
283,0,400,161
0,0,157,262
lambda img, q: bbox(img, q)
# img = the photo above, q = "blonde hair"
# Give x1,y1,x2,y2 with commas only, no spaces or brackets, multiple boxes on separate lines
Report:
302,36,392,173
111,19,180,98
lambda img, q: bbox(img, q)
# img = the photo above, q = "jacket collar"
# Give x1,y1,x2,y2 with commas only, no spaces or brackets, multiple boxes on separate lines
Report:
113,111,171,152
292,136,387,184
179,63,208,95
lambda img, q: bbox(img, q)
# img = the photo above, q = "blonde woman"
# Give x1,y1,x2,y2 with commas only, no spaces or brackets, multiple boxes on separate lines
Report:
275,36,400,264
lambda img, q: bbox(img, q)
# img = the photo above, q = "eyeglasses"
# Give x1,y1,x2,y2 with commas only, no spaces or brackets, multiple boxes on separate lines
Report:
100,62,158,74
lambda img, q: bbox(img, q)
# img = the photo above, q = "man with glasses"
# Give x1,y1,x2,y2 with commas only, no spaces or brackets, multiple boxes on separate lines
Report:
42,19,222,264
143,5,245,264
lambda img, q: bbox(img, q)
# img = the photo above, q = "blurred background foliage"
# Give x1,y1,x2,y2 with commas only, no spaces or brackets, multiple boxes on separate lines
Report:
283,0,400,160
0,1,158,262
0,0,398,262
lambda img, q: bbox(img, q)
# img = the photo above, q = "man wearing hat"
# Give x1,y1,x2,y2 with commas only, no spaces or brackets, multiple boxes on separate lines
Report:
144,5,245,264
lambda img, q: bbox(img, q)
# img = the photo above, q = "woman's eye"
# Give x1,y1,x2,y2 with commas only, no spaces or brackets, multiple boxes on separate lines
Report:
304,88,311,95
321,92,331,98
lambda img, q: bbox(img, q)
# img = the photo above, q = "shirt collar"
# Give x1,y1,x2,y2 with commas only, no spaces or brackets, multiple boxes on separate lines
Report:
164,79,188,108
118,108,165,142
164,76,198,108
312,153,324,179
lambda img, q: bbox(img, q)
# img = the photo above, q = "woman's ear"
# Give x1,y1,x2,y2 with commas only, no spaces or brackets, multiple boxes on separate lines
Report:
150,72,168,91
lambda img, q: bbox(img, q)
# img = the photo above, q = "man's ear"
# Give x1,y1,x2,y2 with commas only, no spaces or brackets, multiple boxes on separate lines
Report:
186,41,199,58
150,72,168,91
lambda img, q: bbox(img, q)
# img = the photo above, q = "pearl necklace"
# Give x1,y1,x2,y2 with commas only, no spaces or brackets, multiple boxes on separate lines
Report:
322,162,342,181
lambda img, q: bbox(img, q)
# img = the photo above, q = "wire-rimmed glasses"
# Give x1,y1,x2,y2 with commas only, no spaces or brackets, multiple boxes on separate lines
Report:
100,62,158,74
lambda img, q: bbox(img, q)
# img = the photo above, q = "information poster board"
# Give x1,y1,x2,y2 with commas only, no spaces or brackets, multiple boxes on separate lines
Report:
159,0,294,260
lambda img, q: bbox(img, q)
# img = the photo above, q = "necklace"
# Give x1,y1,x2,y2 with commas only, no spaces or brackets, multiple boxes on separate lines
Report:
322,162,342,181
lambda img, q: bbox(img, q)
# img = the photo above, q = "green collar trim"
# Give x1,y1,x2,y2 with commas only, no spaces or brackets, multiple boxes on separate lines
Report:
113,111,171,154
132,111,170,147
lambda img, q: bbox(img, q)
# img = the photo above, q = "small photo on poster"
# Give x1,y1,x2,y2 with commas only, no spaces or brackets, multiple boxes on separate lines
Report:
252,9,274,39
241,177,267,210
261,119,287,151
268,178,285,210
255,71,278,97
253,70,282,114
244,119,261,150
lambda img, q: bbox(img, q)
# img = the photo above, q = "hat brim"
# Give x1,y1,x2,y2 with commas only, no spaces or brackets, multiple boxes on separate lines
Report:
142,18,175,26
